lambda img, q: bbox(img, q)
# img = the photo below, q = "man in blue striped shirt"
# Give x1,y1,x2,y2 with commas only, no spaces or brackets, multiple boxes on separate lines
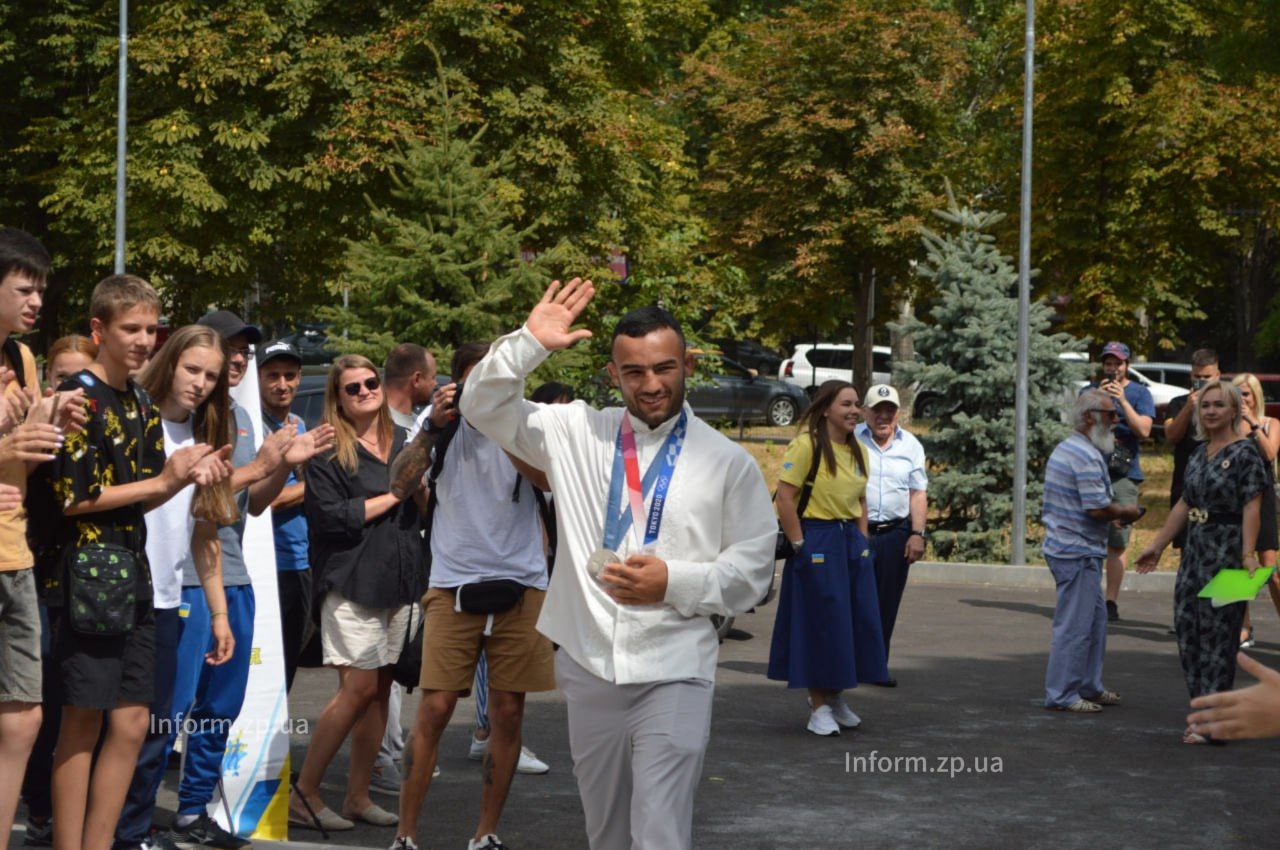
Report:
1042,389,1145,712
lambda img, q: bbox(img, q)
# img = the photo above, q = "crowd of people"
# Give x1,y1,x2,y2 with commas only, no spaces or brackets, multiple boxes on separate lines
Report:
3,219,1280,850
1043,341,1280,744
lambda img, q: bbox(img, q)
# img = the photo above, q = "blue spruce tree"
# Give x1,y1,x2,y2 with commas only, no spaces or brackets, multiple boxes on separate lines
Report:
893,187,1085,562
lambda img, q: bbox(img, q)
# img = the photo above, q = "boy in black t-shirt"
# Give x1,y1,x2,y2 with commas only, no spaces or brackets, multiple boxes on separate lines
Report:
45,275,229,850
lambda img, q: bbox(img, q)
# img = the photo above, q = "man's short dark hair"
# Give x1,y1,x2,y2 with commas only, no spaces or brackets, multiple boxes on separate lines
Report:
451,342,490,381
1190,348,1218,369
612,306,685,349
0,227,51,284
384,343,430,384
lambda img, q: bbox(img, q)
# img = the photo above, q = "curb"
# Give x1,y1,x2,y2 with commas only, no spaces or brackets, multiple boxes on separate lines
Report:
907,560,1176,592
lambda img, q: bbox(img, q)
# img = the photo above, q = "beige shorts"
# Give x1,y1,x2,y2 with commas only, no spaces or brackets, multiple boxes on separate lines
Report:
419,587,555,694
321,592,411,670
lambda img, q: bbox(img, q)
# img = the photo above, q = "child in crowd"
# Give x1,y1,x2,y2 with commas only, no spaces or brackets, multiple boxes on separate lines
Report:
44,275,224,850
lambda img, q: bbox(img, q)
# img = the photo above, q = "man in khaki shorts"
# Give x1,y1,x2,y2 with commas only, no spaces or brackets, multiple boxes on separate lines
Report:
393,342,554,850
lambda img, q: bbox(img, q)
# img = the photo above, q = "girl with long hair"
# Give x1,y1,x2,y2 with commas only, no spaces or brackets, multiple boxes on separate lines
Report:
1231,373,1279,647
292,354,426,831
768,380,888,736
109,325,236,849
1137,380,1268,744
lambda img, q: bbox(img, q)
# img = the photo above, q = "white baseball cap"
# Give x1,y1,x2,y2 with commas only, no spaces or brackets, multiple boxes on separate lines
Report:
865,384,901,408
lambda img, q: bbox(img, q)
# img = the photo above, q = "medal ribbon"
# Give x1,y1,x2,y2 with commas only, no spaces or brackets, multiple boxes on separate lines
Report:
603,409,688,553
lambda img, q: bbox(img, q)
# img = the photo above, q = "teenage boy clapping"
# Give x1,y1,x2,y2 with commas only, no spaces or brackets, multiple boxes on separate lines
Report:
0,228,87,846
42,275,230,850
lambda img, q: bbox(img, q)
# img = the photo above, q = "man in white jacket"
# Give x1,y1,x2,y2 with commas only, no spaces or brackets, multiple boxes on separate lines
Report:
458,278,776,850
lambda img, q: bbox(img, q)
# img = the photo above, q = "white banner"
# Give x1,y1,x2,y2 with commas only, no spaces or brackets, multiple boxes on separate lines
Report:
217,355,292,840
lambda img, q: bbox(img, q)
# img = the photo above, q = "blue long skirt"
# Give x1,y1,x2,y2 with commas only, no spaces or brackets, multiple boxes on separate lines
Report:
767,519,889,690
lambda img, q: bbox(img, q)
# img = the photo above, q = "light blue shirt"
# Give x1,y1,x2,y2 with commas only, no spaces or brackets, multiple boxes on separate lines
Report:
855,423,928,523
1042,432,1113,559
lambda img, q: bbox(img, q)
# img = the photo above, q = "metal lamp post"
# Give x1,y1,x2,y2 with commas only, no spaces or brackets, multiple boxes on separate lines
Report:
1011,0,1035,565
113,0,128,274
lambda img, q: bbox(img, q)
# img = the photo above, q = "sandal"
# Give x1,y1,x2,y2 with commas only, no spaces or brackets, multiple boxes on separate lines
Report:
1182,728,1227,746
342,803,399,826
289,795,354,831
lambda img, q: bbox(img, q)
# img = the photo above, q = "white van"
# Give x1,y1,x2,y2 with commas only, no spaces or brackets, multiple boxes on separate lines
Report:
778,344,893,394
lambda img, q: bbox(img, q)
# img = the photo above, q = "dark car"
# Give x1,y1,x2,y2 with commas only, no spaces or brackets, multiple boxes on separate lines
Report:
688,356,806,427
290,374,329,429
277,324,338,367
708,338,785,378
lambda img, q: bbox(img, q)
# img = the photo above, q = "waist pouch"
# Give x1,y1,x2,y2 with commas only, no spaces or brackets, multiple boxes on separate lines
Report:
454,579,527,615
64,543,141,636
1108,444,1135,481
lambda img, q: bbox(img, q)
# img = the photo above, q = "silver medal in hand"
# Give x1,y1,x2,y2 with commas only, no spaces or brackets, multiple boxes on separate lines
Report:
586,548,620,584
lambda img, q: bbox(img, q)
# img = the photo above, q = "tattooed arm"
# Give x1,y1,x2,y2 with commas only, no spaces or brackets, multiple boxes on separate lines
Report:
390,426,439,500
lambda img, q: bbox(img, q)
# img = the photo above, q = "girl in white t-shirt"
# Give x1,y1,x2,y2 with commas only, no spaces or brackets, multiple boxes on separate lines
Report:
110,325,237,849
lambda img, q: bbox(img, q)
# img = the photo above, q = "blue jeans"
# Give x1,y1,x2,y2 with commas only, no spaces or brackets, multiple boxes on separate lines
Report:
170,585,256,816
1044,555,1107,707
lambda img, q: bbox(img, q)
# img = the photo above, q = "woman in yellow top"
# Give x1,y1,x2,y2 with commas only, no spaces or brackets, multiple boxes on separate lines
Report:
768,380,889,737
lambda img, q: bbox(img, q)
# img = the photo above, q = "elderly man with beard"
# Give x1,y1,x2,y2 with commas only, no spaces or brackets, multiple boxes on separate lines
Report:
1042,389,1145,713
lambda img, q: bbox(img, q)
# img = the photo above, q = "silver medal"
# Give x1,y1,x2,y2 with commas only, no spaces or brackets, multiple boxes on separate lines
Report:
586,548,621,583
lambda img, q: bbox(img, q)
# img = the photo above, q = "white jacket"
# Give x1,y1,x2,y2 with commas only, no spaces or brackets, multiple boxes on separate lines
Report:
460,325,777,684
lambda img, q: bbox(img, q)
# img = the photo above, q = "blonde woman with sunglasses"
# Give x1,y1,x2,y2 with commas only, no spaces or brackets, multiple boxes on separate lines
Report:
291,355,427,831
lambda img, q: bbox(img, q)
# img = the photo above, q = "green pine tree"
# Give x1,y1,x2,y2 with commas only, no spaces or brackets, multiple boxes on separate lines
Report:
323,51,549,363
892,187,1085,562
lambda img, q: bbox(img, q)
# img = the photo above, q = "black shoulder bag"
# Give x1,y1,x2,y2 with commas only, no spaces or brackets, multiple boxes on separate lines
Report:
774,440,822,560
63,385,152,637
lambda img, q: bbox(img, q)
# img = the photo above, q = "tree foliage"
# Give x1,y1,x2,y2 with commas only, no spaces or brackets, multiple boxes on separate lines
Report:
684,0,970,387
322,60,550,364
894,188,1082,562
983,0,1280,358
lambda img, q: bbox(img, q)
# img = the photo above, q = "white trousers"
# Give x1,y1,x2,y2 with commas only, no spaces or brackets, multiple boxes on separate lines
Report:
555,651,714,850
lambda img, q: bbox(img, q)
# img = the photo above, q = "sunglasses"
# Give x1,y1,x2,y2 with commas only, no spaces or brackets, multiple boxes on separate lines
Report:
343,376,381,397
1089,408,1120,420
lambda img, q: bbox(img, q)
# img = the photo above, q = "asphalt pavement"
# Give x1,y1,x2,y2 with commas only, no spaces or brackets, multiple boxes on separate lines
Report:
12,580,1280,849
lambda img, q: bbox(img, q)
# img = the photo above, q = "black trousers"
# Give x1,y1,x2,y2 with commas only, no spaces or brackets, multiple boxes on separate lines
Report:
277,568,313,692
870,523,912,659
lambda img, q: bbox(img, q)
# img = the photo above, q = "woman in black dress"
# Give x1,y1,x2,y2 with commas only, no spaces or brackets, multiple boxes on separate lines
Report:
1137,380,1267,744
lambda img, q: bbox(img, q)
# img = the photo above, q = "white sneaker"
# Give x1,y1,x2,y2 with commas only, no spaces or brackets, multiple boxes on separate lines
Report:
468,834,507,850
468,734,549,774
517,745,549,775
828,695,862,729
806,704,840,737
389,837,418,850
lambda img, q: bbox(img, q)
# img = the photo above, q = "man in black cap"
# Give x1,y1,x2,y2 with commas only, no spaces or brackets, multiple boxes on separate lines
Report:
259,340,332,689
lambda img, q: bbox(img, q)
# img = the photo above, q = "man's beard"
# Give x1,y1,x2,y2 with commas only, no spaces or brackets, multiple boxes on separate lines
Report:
1087,420,1115,454
624,382,686,429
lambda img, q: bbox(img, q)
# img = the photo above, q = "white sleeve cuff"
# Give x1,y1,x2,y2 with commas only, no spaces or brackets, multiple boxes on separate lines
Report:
663,559,705,618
